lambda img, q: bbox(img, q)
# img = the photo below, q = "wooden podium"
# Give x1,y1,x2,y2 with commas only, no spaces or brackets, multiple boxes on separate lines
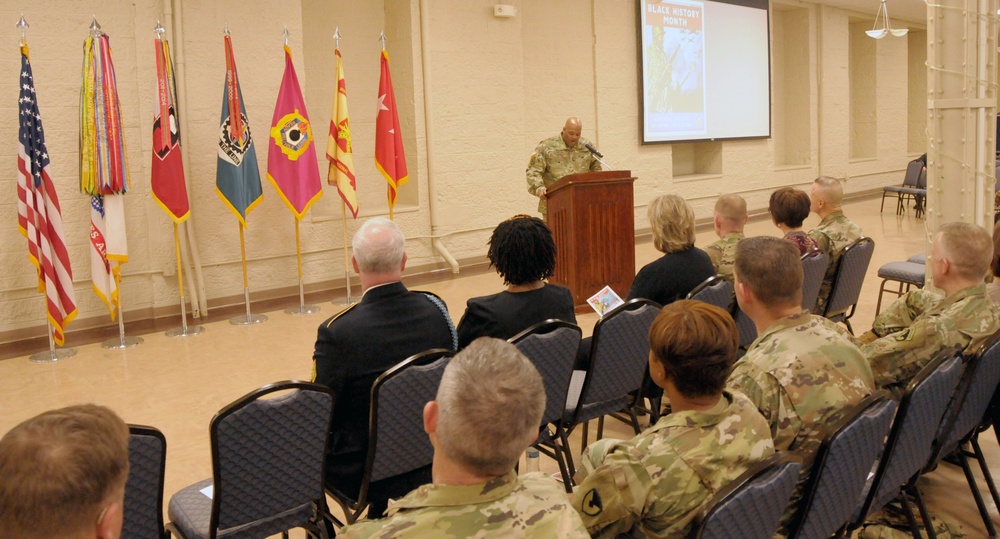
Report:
546,170,637,311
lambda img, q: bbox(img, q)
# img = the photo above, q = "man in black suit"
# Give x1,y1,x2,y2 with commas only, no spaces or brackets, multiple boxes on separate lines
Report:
312,216,457,518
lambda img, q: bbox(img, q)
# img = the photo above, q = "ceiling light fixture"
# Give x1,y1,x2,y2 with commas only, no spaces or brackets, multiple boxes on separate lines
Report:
867,0,909,39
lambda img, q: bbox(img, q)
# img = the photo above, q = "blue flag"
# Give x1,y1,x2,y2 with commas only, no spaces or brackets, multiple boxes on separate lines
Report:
215,35,262,227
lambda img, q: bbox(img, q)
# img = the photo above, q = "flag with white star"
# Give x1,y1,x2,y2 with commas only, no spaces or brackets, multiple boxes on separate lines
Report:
16,44,78,345
374,49,408,219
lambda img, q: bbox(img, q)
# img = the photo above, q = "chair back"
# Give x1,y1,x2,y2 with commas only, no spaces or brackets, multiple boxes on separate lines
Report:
823,237,875,318
916,167,927,189
510,320,583,428
209,381,335,538
123,425,167,539
800,251,829,312
689,453,802,539
854,351,963,525
687,275,734,312
734,308,757,350
367,350,454,486
570,299,660,425
902,159,923,187
930,329,1000,465
788,392,897,539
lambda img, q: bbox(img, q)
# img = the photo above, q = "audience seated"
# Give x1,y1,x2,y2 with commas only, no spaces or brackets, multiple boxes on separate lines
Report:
312,217,458,518
628,194,715,305
705,194,748,281
0,404,130,539
769,187,820,255
456,215,576,349
571,300,775,538
726,237,873,533
339,338,588,538
808,176,864,313
861,222,1000,395
989,220,1000,304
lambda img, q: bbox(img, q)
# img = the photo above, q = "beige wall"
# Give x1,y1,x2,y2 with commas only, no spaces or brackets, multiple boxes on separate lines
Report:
0,0,927,338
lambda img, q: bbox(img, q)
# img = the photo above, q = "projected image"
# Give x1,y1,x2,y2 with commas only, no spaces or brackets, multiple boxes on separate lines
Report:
644,0,706,137
639,0,770,144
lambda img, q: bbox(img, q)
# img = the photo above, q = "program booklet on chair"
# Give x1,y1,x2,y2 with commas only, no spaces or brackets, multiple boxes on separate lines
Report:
587,286,624,317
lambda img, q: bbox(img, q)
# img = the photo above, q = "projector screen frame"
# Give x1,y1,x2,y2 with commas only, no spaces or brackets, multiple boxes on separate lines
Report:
636,0,773,145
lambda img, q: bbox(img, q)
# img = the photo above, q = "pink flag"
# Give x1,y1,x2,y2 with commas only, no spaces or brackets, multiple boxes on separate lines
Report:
267,45,322,220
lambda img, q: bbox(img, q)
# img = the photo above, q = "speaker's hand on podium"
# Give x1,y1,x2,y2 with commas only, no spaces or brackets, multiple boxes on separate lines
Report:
537,187,547,199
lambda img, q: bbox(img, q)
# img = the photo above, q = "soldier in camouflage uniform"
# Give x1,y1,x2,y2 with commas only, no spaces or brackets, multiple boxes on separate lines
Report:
704,194,747,282
525,117,602,215
807,176,864,313
572,300,774,538
863,222,1000,395
726,237,874,534
339,338,588,538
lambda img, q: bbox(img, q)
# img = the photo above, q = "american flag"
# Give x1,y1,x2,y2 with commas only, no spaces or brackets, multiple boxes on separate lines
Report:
16,45,77,346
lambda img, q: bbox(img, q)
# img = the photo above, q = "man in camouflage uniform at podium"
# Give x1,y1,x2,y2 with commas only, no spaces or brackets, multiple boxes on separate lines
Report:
526,117,602,216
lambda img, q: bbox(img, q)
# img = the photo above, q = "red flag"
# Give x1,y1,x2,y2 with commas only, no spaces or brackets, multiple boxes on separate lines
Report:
374,49,407,219
16,45,78,345
151,38,190,222
267,46,323,220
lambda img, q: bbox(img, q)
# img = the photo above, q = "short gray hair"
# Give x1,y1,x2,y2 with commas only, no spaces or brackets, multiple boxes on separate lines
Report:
434,338,544,477
352,217,405,274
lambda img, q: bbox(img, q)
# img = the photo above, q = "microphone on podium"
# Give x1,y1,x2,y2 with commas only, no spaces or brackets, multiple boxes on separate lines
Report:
582,141,603,158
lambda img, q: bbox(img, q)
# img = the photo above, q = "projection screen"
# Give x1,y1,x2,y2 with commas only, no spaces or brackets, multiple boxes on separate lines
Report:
639,0,771,143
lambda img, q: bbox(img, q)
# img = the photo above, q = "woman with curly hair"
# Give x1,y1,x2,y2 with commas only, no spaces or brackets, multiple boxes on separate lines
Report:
456,215,577,349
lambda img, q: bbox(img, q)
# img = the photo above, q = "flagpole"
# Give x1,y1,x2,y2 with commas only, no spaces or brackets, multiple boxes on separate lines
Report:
380,30,389,225
28,320,77,363
157,20,203,337
230,223,267,325
18,15,77,363
166,222,204,336
332,201,354,306
382,32,392,223
284,218,320,315
102,269,143,349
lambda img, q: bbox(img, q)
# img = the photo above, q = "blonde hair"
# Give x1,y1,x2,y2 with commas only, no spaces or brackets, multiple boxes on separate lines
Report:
938,222,992,281
648,194,696,254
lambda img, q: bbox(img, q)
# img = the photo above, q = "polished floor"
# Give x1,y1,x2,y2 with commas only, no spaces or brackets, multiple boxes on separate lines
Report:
1,196,996,537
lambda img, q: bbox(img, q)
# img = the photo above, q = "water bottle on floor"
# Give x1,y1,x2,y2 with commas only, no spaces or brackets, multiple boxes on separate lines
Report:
525,448,540,473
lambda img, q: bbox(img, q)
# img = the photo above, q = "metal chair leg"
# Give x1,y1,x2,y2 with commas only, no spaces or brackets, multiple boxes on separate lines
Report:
957,448,998,537
970,435,1000,512
899,493,926,538
559,425,577,480
628,407,641,435
548,441,573,493
910,483,937,539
